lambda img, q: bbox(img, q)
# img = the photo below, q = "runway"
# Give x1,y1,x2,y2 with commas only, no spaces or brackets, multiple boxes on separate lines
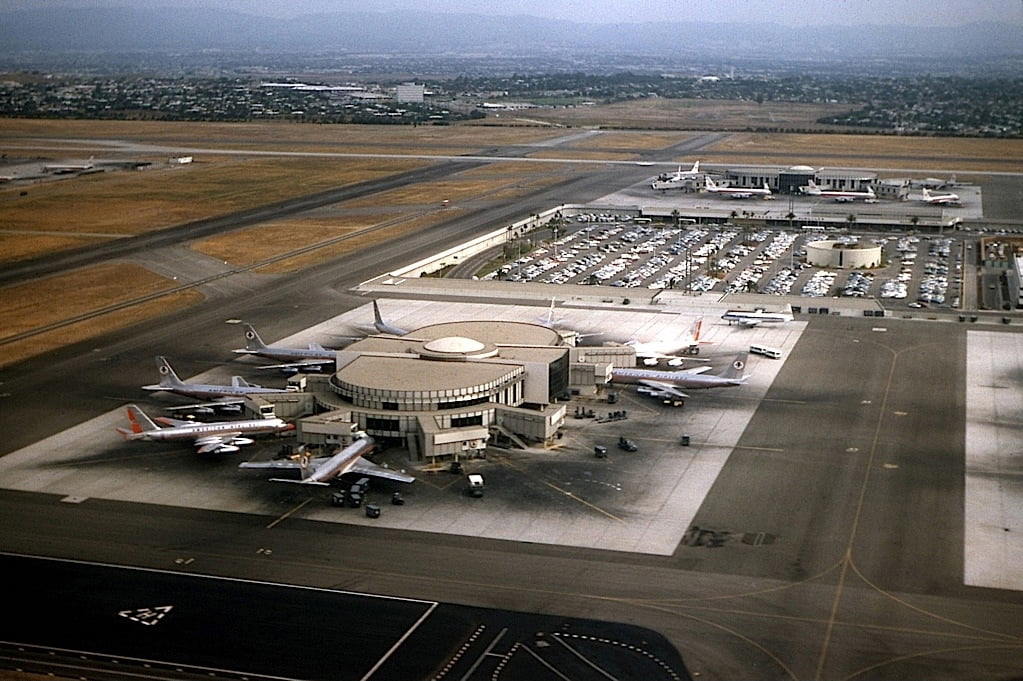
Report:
2,552,687,681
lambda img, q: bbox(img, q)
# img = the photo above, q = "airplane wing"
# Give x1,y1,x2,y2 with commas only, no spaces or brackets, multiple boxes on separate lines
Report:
739,320,761,328
349,458,416,483
194,432,242,454
238,457,329,470
638,380,689,400
678,365,713,375
163,398,245,413
253,359,334,371
155,416,196,427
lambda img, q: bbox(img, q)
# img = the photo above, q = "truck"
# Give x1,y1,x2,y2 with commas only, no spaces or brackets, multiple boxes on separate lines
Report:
467,474,485,498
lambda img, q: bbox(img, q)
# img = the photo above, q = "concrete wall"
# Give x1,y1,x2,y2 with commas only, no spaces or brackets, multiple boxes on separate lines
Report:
806,240,882,269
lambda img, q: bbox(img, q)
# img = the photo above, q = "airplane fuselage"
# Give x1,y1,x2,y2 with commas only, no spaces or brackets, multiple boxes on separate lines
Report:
132,419,288,442
611,367,741,390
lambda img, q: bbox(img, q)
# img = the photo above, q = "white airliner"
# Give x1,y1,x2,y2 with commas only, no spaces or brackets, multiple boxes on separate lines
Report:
802,180,876,202
143,356,297,414
920,188,961,205
116,404,292,454
611,352,749,404
651,161,702,191
704,176,771,198
240,433,414,484
234,323,336,373
721,304,794,327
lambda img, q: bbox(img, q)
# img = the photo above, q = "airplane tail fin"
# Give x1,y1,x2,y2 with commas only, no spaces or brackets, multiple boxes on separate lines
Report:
309,342,326,352
231,376,252,388
155,356,184,388
243,324,267,351
922,187,932,199
692,160,700,173
720,352,749,380
373,300,384,326
705,176,717,189
689,317,703,342
125,404,159,433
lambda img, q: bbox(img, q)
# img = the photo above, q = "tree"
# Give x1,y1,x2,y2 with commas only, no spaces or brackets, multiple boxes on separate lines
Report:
846,213,857,228
671,208,680,227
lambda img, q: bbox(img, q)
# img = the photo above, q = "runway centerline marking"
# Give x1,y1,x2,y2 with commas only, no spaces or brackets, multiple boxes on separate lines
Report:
265,498,313,529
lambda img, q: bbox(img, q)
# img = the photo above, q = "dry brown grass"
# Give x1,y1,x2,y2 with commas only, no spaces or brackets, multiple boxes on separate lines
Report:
342,177,524,208
525,98,855,130
567,131,693,150
0,157,427,263
191,215,397,266
1,290,202,368
1,263,185,338
527,150,638,161
700,133,1023,171
0,118,566,149
688,154,1023,172
453,161,573,177
255,210,467,274
0,233,115,263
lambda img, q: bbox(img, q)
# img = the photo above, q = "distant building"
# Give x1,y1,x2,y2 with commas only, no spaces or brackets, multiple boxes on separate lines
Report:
395,83,425,103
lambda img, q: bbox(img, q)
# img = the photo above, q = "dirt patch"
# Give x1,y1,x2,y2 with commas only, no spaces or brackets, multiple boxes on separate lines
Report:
525,98,856,130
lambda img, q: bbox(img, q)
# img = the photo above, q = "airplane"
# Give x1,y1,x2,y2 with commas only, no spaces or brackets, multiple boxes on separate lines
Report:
333,300,410,341
239,433,415,485
920,187,961,206
233,323,336,372
44,156,95,173
919,175,957,189
371,300,409,336
650,161,702,191
610,352,749,404
721,304,794,327
143,356,298,413
581,317,708,366
703,176,771,198
801,180,876,202
116,404,292,454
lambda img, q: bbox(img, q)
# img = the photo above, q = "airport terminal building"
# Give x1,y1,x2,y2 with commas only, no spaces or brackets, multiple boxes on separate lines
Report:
291,319,625,462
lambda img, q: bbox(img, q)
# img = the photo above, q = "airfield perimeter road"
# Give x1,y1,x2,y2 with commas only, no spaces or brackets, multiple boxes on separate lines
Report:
2,132,1022,678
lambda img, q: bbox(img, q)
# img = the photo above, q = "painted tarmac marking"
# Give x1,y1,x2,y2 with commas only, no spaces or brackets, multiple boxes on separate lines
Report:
117,606,172,627
265,499,312,529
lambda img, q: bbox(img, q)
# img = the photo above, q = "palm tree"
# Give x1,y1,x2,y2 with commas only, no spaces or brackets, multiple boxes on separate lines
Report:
846,213,857,228
671,208,680,228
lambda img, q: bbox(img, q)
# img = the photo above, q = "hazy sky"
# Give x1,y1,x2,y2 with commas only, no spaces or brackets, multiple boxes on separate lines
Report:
3,0,1021,25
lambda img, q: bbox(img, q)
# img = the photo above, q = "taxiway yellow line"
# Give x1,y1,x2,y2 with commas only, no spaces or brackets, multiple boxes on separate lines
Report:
266,498,313,529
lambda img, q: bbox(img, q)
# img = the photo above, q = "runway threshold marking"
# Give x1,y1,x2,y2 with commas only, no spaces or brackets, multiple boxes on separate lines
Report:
265,498,313,529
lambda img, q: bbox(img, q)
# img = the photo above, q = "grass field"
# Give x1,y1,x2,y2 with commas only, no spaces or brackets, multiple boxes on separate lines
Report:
524,98,856,130
342,177,530,208
0,263,203,366
566,131,694,151
0,157,427,263
0,118,566,149
699,133,1023,171
526,149,638,161
255,210,468,274
191,215,398,267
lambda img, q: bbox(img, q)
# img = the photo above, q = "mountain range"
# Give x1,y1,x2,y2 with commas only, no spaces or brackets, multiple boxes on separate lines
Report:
1,7,1020,59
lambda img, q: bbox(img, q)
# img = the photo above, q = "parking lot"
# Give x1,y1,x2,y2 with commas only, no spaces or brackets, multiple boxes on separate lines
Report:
484,218,967,311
